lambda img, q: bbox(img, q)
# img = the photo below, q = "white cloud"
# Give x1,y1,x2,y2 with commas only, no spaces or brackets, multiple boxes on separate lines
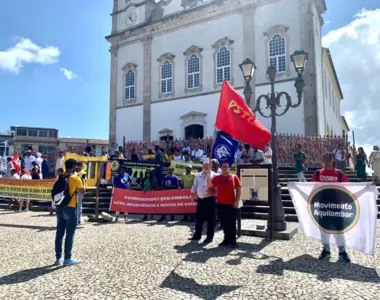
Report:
325,20,331,25
60,68,78,80
323,9,380,149
0,38,60,73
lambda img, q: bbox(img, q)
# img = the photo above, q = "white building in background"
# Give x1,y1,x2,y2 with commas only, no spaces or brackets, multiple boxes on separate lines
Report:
106,0,346,144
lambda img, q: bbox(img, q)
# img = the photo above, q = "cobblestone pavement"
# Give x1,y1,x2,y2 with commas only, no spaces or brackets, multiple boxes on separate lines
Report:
0,211,379,300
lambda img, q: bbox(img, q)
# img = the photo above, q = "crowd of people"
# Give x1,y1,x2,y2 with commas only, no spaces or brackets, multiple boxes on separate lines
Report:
5,149,50,180
51,149,364,265
294,143,380,183
121,134,350,168
3,137,380,266
109,157,241,248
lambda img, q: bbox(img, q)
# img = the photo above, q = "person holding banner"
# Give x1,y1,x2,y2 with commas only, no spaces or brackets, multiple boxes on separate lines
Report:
158,166,179,222
19,169,32,212
113,165,132,222
311,152,351,263
9,169,20,210
208,161,242,249
189,160,217,243
142,170,157,221
180,165,195,222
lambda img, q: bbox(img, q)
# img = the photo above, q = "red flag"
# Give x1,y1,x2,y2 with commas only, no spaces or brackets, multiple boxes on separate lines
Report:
11,154,20,175
215,80,271,149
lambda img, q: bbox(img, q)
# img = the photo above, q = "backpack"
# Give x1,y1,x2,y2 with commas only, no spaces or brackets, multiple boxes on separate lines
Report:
315,169,342,182
51,175,76,207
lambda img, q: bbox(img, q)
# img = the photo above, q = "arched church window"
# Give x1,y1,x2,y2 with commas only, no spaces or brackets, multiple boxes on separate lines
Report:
187,54,200,89
161,60,173,94
269,34,286,73
122,63,137,104
216,46,231,84
125,70,135,101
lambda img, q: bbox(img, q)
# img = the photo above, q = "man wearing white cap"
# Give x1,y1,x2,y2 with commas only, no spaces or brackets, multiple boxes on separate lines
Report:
35,153,43,178
24,149,36,172
35,152,43,167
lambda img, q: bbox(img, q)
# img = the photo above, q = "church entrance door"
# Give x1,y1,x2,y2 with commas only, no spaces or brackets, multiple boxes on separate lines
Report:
185,125,204,139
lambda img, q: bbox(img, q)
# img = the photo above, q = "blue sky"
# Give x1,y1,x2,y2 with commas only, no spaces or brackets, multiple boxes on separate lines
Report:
0,1,112,139
0,0,379,142
322,0,379,35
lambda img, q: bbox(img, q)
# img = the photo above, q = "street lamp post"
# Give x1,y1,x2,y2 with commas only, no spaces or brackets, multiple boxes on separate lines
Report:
239,58,256,108
240,50,308,232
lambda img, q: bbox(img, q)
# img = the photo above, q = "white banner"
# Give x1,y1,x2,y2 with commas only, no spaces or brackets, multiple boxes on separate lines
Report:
288,182,379,255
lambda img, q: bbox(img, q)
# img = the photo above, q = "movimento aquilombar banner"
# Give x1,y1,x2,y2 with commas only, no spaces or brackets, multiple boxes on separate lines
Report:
0,178,55,201
288,182,379,255
110,188,196,214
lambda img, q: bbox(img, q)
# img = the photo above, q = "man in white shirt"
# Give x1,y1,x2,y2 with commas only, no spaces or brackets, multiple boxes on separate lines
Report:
191,144,204,163
182,144,191,155
211,159,222,174
24,150,36,172
251,147,265,165
173,149,184,161
35,152,43,167
201,149,211,163
189,159,217,244
55,151,64,175
235,145,243,164
263,145,273,165
11,169,20,179
183,152,193,164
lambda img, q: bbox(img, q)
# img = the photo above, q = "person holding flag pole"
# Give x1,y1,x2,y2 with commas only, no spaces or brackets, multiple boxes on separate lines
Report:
205,80,270,246
207,161,242,248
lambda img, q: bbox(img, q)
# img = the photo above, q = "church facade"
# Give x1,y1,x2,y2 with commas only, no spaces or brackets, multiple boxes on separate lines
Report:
106,0,346,145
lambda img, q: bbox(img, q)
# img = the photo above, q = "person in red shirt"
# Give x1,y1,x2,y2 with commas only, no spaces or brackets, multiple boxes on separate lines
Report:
207,161,242,248
312,152,351,263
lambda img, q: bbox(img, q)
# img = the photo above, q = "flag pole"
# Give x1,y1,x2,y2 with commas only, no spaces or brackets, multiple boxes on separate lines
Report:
210,128,218,152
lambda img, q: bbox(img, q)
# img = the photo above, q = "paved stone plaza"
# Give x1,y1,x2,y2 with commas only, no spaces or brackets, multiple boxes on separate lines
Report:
0,210,379,300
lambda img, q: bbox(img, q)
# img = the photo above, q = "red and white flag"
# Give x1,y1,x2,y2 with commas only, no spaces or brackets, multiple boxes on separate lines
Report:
11,154,20,175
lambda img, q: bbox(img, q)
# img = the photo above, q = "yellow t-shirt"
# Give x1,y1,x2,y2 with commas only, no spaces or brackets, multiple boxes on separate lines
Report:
164,153,174,163
181,173,195,189
145,154,155,160
67,175,83,208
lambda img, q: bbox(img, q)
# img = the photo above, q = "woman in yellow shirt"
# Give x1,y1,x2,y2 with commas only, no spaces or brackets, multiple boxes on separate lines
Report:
145,148,155,160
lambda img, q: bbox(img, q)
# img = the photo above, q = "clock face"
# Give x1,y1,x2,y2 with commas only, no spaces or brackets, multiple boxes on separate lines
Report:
124,7,137,27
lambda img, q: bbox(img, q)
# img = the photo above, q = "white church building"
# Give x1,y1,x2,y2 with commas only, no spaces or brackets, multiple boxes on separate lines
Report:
106,0,347,145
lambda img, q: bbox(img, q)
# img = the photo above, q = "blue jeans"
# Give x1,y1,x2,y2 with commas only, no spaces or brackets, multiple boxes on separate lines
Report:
321,232,346,252
55,206,78,260
77,193,83,224
323,244,346,252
